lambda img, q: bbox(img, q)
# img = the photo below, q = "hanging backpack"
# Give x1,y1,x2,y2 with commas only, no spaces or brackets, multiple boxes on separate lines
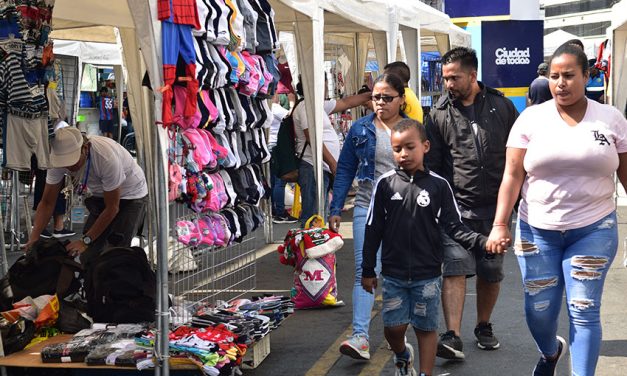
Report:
84,247,156,324
270,98,308,182
0,238,83,312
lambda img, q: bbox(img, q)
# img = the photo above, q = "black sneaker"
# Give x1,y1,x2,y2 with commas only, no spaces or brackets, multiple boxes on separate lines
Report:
272,213,298,224
474,322,500,350
40,229,53,238
437,330,465,360
53,228,76,238
533,336,567,376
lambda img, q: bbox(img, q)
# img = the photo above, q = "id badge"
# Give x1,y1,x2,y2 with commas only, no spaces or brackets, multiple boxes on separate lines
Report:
71,197,86,224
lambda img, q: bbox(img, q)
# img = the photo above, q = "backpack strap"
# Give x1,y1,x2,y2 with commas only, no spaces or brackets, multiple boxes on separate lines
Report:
291,98,309,160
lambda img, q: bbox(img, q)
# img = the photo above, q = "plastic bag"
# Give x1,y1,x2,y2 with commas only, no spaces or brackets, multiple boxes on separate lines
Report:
1,295,60,329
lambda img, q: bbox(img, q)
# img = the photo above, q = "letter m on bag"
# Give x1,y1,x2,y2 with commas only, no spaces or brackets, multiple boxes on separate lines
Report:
303,270,324,281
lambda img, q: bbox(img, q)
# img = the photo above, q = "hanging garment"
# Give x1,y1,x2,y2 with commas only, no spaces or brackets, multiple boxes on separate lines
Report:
237,0,257,52
226,87,247,132
223,0,243,51
194,36,218,89
160,1,201,125
4,113,50,171
207,43,230,88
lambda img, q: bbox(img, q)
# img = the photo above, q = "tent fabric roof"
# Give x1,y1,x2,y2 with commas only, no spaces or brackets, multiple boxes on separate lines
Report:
611,0,627,32
543,29,597,58
51,0,135,30
544,29,579,57
53,39,123,65
270,0,389,32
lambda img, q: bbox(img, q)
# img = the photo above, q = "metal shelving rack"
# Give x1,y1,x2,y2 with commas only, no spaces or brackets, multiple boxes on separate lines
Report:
167,202,258,311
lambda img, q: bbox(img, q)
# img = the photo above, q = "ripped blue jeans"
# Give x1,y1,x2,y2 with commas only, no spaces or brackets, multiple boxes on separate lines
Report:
381,275,441,331
516,211,617,376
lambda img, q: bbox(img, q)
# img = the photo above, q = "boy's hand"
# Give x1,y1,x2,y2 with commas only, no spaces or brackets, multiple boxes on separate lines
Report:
487,226,512,254
329,215,342,233
361,277,377,294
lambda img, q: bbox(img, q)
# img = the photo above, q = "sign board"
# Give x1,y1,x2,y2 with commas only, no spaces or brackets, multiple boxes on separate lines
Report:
481,20,544,89
445,0,509,19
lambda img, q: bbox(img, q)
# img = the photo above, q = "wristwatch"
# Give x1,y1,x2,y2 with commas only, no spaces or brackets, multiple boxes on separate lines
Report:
82,235,92,245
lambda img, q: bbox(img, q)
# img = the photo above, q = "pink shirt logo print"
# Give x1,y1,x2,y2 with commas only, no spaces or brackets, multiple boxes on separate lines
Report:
592,130,610,146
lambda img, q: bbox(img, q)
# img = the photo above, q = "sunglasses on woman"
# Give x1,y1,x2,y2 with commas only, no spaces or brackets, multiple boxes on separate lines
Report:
371,94,399,103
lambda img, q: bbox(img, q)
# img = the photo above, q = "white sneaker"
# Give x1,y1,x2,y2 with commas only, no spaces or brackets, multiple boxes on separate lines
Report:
339,334,370,360
394,342,417,376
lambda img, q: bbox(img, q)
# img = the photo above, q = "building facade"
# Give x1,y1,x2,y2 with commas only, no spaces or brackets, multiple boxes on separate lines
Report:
541,0,618,45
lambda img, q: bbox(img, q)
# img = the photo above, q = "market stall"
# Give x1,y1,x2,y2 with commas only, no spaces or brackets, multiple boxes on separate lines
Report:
1,1,469,375
269,0,466,216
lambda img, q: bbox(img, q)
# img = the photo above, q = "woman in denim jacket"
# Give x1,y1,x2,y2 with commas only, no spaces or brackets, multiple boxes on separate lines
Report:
329,73,408,360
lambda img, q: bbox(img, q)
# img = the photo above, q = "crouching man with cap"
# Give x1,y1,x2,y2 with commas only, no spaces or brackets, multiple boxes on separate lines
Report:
25,127,148,268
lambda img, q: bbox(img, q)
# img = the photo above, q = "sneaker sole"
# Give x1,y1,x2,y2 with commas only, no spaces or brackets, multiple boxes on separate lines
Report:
436,344,465,360
272,219,293,224
339,344,370,360
405,343,417,375
477,341,500,350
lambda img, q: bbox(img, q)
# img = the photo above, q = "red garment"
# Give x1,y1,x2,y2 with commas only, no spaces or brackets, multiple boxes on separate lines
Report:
162,65,176,126
157,0,201,29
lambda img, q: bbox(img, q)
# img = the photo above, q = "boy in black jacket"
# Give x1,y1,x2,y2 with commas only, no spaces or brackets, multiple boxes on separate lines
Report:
361,119,507,376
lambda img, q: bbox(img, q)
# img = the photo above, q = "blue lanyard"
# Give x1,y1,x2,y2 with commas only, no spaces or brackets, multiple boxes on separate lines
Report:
77,153,91,196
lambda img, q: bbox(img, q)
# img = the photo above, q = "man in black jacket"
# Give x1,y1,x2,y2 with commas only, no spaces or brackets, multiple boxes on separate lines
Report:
425,47,518,360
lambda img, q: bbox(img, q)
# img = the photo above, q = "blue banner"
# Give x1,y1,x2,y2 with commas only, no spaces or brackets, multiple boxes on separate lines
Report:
445,0,509,18
480,20,544,88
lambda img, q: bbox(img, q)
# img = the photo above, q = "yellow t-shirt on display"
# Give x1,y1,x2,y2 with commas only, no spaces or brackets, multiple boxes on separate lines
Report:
403,87,423,123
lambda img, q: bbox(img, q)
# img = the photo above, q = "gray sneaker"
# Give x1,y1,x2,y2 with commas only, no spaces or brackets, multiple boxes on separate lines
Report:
437,330,465,360
474,322,500,350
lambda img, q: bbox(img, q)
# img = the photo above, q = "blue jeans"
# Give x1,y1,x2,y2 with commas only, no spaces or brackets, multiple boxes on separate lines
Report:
516,212,617,375
271,174,286,216
381,275,441,331
353,205,381,339
298,160,329,227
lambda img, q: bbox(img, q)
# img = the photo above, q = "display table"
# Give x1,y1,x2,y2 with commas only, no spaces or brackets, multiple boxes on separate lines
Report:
0,334,190,370
0,333,270,370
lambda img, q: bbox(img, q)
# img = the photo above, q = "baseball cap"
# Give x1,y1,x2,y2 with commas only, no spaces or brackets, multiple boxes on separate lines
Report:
537,63,549,73
50,127,83,168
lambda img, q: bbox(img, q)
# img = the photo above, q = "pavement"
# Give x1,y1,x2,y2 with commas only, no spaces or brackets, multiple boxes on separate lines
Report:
3,203,627,375
247,206,627,376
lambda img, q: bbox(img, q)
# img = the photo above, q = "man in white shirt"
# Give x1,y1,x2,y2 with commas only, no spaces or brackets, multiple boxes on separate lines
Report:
25,127,148,268
292,80,370,227
269,93,298,224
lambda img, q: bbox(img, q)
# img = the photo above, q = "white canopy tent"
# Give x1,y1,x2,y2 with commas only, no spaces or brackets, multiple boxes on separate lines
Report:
544,29,597,59
609,0,627,114
269,0,465,216
52,39,125,139
270,0,391,218
392,0,470,97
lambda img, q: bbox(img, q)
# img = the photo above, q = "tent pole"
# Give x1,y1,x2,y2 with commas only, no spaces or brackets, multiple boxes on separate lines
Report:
115,64,124,143
153,120,170,376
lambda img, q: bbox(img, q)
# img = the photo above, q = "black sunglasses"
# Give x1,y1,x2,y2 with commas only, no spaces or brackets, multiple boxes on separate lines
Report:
371,94,399,103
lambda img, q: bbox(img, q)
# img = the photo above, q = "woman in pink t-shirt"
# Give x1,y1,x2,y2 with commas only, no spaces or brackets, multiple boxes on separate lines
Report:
487,44,627,375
